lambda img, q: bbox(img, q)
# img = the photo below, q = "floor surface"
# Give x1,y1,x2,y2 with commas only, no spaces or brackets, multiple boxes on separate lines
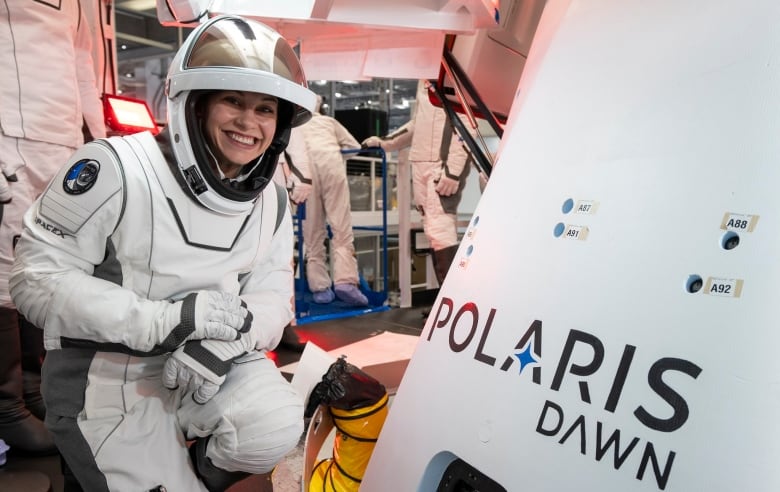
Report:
0,304,429,491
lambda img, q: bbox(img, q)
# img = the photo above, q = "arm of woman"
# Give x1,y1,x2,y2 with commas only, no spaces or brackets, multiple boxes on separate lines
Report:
10,141,244,354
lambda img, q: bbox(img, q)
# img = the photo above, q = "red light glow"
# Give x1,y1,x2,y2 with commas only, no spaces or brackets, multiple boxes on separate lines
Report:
104,94,159,136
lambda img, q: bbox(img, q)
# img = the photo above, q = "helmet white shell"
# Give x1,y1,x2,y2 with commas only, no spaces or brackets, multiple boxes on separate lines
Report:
165,15,317,215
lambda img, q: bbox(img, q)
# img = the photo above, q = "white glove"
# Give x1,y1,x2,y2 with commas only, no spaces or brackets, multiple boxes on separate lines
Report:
162,330,257,403
435,174,460,197
156,291,252,352
0,173,11,204
286,174,312,204
361,136,384,149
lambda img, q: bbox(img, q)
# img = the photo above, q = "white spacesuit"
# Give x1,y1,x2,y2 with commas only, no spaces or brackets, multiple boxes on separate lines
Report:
294,108,368,306
9,16,317,491
363,80,474,285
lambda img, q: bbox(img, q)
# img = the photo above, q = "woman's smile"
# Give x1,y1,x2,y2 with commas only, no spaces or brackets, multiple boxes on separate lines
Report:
225,131,257,147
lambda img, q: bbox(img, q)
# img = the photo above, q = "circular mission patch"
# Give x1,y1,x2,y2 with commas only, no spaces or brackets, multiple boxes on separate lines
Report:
63,159,100,195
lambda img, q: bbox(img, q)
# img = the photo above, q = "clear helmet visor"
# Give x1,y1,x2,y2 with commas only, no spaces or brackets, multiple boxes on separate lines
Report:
185,17,307,89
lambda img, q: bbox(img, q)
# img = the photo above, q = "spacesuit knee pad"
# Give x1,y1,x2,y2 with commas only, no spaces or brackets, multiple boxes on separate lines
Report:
202,358,305,474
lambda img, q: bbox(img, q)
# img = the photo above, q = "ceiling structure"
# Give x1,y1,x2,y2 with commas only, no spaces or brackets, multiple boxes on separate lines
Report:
115,2,182,59
112,2,419,126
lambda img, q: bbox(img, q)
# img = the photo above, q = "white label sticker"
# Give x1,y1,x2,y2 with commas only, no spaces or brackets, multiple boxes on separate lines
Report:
574,200,599,215
704,277,743,298
720,213,759,232
564,225,589,241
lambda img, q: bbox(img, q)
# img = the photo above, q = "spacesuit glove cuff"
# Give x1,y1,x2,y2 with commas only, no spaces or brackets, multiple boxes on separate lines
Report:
185,335,254,379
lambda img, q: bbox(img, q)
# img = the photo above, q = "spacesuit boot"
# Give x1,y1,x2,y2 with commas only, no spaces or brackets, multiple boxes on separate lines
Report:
0,308,57,456
432,245,459,286
19,314,46,420
190,436,251,492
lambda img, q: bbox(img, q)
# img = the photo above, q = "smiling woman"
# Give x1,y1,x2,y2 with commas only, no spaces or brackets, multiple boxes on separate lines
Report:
9,15,320,492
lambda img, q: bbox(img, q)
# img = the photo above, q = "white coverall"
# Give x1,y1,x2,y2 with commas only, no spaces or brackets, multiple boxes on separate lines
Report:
0,0,106,308
295,114,362,292
377,80,473,252
9,131,303,491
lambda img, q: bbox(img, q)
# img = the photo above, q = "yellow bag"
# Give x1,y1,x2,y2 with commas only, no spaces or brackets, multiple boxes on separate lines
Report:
307,357,389,491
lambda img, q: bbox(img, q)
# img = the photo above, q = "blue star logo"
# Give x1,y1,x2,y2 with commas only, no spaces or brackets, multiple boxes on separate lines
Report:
515,344,537,375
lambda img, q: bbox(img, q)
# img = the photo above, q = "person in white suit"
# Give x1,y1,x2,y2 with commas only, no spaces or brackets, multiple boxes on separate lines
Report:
363,80,474,286
10,15,316,491
0,0,106,455
295,98,369,307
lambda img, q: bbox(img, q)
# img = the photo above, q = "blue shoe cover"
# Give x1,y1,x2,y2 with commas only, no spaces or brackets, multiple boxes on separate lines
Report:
334,284,369,307
312,288,335,304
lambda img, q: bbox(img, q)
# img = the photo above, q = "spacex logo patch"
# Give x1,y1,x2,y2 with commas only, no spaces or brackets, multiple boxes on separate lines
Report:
63,159,100,195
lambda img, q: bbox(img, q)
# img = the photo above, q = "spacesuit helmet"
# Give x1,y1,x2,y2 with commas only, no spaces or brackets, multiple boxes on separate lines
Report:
165,15,317,215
